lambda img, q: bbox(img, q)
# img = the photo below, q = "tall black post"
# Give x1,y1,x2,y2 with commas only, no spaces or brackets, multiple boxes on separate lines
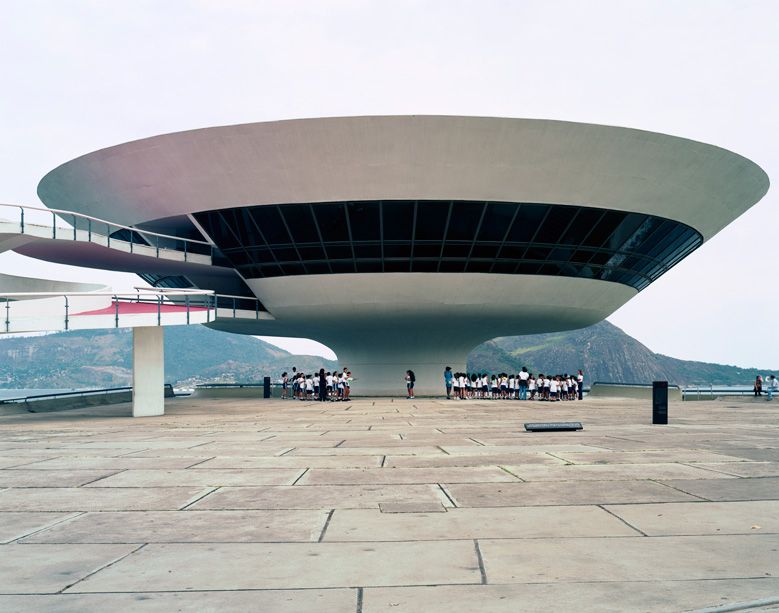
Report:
652,380,668,424
263,376,271,399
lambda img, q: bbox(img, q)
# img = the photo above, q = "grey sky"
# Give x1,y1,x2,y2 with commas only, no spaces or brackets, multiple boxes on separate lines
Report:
1,0,776,368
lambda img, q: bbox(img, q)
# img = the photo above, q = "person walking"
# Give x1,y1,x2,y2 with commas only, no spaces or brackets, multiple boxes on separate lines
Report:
577,370,584,400
767,375,778,401
405,370,416,399
754,375,763,397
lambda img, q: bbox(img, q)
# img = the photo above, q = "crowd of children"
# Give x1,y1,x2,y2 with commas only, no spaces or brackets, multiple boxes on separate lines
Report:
281,367,353,401
444,367,584,401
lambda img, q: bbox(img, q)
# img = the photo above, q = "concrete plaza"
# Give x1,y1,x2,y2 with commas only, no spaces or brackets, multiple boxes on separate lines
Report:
0,395,777,612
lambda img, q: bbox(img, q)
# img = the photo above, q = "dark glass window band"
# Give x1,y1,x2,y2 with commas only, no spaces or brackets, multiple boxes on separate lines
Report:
193,201,702,291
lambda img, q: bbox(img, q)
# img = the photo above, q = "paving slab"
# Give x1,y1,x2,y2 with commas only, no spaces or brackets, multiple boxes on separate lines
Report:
379,502,447,513
14,456,205,470
0,512,80,543
500,462,736,481
0,487,209,511
0,590,357,612
604,500,779,536
22,509,329,543
362,579,779,613
1,396,778,610
553,450,753,464
0,469,121,487
687,462,779,478
657,477,779,501
287,446,446,456
190,484,450,510
0,543,138,593
440,444,603,455
0,447,148,457
444,479,699,507
195,455,384,469
705,448,779,462
0,457,56,469
69,541,481,591
126,447,294,457
299,467,518,485
338,437,479,448
83,468,305,487
325,505,638,541
385,453,566,468
479,534,779,583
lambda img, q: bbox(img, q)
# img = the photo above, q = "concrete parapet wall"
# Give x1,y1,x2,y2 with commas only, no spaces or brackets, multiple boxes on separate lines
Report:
191,386,264,399
2,386,175,414
589,382,682,401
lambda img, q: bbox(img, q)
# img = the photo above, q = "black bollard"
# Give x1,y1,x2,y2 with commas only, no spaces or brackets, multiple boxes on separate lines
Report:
652,381,668,424
263,376,271,399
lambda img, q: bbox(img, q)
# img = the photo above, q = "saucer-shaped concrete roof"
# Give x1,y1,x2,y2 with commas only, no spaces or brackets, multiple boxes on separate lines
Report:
37,116,769,241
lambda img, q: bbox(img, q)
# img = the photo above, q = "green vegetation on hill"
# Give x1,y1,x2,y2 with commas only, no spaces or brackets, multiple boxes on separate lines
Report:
468,321,770,386
0,326,336,389
0,321,771,389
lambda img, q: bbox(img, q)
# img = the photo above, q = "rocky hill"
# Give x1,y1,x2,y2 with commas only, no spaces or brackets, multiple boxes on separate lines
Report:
0,326,336,389
468,321,768,386
0,321,770,389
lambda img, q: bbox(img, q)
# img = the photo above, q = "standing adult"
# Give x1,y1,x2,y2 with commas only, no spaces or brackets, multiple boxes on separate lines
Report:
754,375,763,397
577,369,584,400
766,375,777,401
318,369,327,402
518,367,529,400
405,370,416,399
444,367,453,399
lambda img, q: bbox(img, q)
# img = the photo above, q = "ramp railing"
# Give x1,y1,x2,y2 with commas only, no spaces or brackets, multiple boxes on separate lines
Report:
0,202,213,264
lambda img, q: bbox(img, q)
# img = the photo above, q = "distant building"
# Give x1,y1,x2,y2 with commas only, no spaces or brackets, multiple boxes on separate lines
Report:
20,116,769,394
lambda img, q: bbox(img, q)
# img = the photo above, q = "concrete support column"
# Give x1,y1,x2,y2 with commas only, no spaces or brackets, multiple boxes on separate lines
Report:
132,326,165,417
326,330,475,397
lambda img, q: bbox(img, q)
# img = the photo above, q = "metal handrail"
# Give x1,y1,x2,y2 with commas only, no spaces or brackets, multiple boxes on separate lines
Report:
0,289,216,333
0,202,212,257
0,288,269,332
0,289,214,298
681,385,766,400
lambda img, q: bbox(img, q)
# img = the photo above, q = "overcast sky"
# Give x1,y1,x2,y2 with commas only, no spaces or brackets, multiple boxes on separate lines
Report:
1,0,776,368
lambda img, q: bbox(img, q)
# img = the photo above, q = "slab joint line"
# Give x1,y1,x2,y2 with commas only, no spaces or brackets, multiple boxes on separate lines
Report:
649,478,711,501
185,456,216,469
544,451,573,464
78,469,127,487
596,504,648,536
60,543,147,593
179,486,220,510
474,539,488,584
291,467,309,485
356,586,364,613
318,509,335,542
10,511,85,544
498,466,524,481
437,483,458,507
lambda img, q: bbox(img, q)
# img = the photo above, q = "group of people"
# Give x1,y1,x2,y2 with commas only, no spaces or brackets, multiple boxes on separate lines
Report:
443,367,584,401
754,374,778,400
281,367,353,401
